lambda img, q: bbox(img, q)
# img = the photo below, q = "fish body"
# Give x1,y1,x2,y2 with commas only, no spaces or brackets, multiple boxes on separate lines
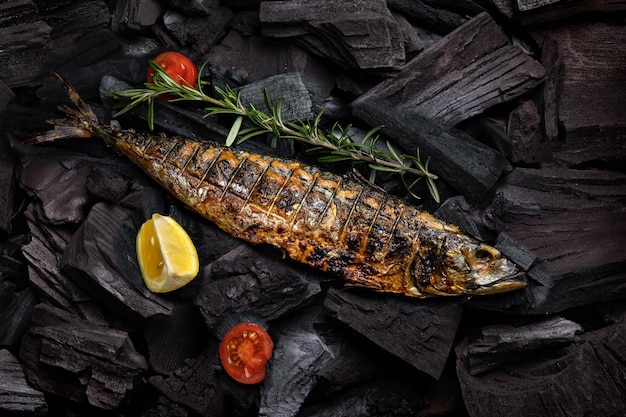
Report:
28,73,526,298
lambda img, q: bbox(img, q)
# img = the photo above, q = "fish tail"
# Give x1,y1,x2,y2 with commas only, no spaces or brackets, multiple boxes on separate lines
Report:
24,72,101,145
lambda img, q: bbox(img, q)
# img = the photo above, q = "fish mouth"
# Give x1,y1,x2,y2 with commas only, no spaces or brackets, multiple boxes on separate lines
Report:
463,243,527,294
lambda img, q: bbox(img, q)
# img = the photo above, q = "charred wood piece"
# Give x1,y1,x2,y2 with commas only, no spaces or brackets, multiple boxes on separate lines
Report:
323,288,463,379
459,316,583,375
259,0,410,71
456,309,626,416
352,12,545,128
19,303,148,410
195,245,322,329
0,349,47,415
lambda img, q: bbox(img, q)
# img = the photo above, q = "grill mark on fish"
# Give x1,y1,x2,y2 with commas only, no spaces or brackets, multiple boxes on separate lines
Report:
317,177,341,229
364,193,387,255
290,172,318,229
240,163,270,214
266,168,295,216
181,142,201,174
26,72,528,299
338,185,365,239
161,139,179,164
200,148,223,185
220,154,248,201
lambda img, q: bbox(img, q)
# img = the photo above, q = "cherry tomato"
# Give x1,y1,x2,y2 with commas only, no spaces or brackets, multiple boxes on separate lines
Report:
147,51,198,87
219,322,274,384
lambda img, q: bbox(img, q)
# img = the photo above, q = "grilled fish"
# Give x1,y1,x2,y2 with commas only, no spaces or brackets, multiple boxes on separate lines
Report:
27,73,526,298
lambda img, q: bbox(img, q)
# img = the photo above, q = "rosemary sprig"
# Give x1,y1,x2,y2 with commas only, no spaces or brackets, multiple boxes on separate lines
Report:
109,61,440,202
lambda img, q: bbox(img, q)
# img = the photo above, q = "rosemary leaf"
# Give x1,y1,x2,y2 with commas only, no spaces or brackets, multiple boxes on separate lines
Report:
226,115,244,147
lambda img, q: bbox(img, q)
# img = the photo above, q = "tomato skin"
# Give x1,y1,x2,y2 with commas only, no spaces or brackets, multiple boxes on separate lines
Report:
146,51,198,87
219,322,274,384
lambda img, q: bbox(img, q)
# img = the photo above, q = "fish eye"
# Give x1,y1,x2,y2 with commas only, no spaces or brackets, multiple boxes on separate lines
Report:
475,248,495,262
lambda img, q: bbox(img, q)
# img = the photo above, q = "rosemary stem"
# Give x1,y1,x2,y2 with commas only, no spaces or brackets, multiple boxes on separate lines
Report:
109,60,440,201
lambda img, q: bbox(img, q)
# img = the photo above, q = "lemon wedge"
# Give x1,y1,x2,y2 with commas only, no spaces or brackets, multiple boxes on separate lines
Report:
136,213,199,293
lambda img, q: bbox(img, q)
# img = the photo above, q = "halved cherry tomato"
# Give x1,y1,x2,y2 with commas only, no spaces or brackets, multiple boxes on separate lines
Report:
219,322,274,384
147,51,198,87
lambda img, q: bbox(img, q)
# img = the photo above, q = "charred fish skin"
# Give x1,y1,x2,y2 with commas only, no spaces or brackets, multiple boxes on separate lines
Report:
28,73,527,298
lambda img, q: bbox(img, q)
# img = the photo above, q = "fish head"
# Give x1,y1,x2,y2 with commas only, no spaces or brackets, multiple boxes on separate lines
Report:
410,231,527,297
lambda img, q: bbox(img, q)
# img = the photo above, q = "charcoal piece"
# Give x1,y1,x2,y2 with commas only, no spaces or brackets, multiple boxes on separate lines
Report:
314,340,381,396
259,0,408,71
206,31,337,99
195,245,322,329
0,349,47,415
239,72,314,123
40,0,110,40
494,232,537,272
434,195,486,241
516,0,560,11
168,0,221,15
22,204,107,320
507,100,551,164
536,36,562,144
143,304,208,374
323,288,463,379
259,307,338,417
351,107,506,201
0,20,51,87
479,166,626,313
0,284,37,349
298,377,426,417
518,0,626,24
163,7,233,55
111,0,162,33
0,79,15,112
19,303,148,410
553,126,626,168
461,316,583,375
456,311,626,417
533,21,626,134
352,12,545,128
139,395,190,417
387,0,477,34
61,200,175,320
0,138,14,234
148,344,227,416
19,156,91,225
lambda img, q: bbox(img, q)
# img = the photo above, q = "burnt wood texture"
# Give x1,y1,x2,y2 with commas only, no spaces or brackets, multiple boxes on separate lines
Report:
0,0,625,416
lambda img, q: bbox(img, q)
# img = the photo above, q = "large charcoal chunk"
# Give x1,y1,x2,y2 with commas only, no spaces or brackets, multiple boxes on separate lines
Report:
19,303,148,410
195,245,322,329
323,289,462,379
0,349,47,415
456,310,626,417
352,12,545,127
259,0,409,71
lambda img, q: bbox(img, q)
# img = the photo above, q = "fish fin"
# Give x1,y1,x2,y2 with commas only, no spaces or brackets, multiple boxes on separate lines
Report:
24,126,94,145
51,71,99,124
